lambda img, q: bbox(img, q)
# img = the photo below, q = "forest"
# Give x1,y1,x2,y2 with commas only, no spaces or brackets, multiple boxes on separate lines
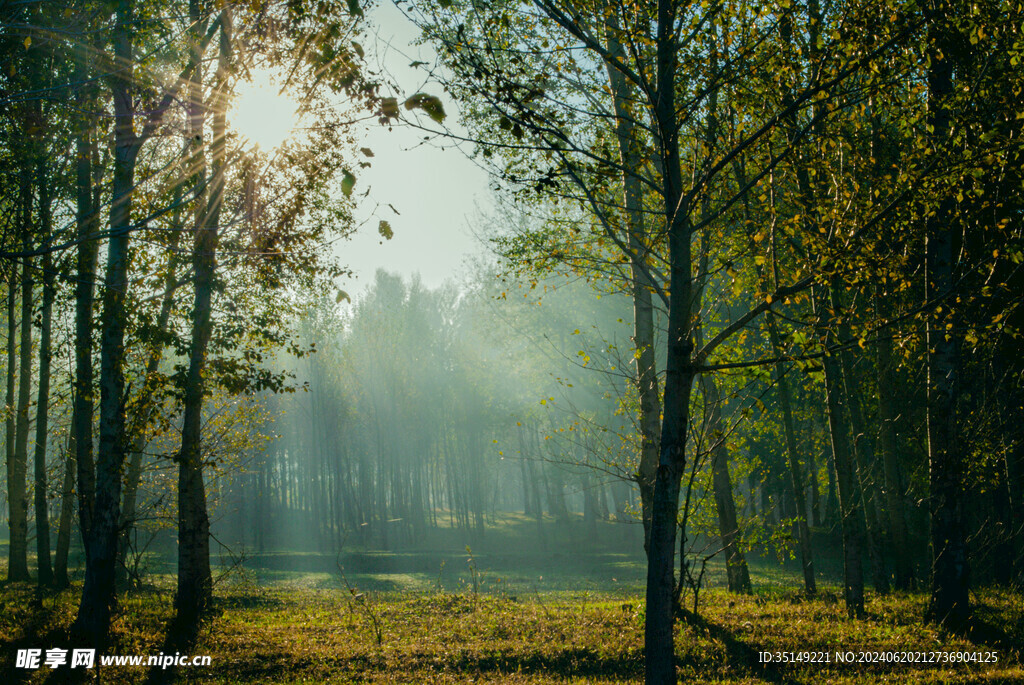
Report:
0,0,1021,683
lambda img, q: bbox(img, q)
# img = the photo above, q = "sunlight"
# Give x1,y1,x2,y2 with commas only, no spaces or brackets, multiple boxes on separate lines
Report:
231,68,301,152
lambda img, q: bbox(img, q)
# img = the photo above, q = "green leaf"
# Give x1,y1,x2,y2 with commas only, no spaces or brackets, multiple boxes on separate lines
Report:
404,93,447,123
341,170,356,197
380,97,399,121
378,220,393,240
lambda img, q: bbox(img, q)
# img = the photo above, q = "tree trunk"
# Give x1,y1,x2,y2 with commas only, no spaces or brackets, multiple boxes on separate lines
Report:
825,448,840,527
64,30,100,596
604,17,661,555
924,0,969,626
808,449,821,526
767,314,816,595
833,288,889,596
815,288,865,617
74,0,140,644
33,216,56,588
10,176,34,583
54,405,78,589
701,375,751,593
5,262,28,583
175,8,230,627
874,299,916,590
645,2,695,679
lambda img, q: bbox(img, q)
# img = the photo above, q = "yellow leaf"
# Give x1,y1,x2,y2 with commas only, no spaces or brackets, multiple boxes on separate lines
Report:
23,37,31,50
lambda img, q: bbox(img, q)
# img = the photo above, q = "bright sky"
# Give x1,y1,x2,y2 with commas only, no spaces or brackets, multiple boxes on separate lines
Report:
230,4,491,300
233,77,300,152
337,3,492,298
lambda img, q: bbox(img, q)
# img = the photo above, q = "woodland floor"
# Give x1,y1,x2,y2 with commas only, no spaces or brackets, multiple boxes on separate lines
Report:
0,564,1021,684
0,516,1021,683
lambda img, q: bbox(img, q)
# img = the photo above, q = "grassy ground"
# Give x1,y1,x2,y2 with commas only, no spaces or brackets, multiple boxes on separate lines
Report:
0,516,1020,683
0,572,1021,684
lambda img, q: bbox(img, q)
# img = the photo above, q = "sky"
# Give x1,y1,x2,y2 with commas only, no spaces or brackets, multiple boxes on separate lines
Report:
231,4,494,300
334,3,493,298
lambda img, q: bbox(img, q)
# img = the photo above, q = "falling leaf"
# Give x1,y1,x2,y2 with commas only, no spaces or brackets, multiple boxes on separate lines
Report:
380,97,399,121
403,93,446,123
23,37,31,50
341,170,356,197
336,290,351,303
378,220,393,240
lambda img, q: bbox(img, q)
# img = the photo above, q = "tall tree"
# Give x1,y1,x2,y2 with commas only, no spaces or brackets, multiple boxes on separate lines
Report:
175,3,232,627
32,162,55,588
10,166,34,584
922,0,969,627
74,0,210,642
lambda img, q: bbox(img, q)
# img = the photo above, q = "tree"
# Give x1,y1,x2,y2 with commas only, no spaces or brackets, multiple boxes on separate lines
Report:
922,0,967,627
174,2,232,627
409,0,923,679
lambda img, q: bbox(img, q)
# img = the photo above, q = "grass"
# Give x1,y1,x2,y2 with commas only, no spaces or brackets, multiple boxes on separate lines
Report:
0,518,1020,683
0,571,1021,684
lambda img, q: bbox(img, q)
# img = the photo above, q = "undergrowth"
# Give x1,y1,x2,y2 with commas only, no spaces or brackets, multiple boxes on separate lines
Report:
0,579,1021,683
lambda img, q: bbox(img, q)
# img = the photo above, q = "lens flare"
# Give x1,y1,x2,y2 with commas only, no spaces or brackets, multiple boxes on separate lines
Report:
232,68,300,151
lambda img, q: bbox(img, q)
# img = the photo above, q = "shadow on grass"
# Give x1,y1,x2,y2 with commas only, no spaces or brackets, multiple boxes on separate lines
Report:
141,605,214,685
962,610,1024,658
677,607,801,685
183,645,649,683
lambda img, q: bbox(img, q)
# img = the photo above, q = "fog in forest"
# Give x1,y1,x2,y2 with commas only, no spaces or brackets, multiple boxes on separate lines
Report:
117,264,659,590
